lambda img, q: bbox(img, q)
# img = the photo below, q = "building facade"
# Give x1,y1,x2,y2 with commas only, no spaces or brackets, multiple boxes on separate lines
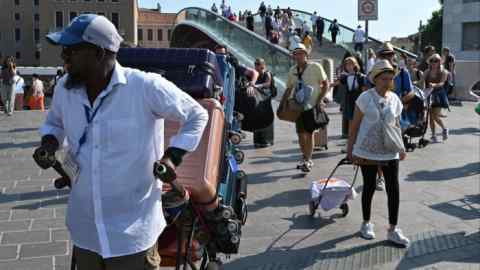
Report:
443,0,480,100
0,0,138,66
137,7,175,48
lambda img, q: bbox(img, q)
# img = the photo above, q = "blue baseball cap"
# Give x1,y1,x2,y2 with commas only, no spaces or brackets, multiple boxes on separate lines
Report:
46,14,123,53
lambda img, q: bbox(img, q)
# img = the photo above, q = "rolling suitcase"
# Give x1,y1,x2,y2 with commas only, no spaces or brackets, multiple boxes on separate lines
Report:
163,98,225,208
117,48,223,99
314,126,328,150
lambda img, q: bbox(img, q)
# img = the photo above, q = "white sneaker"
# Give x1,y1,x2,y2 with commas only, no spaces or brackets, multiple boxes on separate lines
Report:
360,222,376,240
387,228,410,247
376,177,385,191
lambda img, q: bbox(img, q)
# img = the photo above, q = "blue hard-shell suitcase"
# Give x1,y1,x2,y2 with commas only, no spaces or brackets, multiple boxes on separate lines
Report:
117,48,223,99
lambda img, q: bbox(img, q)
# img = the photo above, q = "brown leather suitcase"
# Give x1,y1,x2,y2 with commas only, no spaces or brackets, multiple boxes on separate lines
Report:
314,126,328,150
163,98,225,208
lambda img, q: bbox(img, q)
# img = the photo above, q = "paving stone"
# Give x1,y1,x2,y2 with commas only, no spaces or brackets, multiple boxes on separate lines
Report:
54,208,67,219
11,209,54,220
0,256,53,270
20,241,68,258
0,220,31,232
0,245,18,260
54,255,71,270
2,230,50,245
51,229,69,241
0,211,11,221
30,218,66,230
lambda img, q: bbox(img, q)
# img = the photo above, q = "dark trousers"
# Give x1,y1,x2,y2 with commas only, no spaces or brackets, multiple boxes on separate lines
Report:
360,160,400,225
354,43,364,52
316,32,323,44
331,33,337,43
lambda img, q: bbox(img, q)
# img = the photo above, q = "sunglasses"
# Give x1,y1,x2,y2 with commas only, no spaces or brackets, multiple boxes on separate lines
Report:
254,62,263,66
430,59,440,63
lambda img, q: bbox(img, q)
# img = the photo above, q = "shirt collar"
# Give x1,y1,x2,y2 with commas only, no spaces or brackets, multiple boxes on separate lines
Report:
98,61,127,99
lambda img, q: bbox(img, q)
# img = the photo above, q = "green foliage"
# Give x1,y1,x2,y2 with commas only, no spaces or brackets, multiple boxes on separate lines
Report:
418,4,444,53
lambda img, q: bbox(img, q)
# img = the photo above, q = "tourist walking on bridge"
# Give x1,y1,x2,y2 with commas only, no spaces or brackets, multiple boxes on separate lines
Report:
328,19,340,44
353,25,366,52
316,17,325,45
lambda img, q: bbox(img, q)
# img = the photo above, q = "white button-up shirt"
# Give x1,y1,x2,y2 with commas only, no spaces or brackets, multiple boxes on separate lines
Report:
40,62,209,258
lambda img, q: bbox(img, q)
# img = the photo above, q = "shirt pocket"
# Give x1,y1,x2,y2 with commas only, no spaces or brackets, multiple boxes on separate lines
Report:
106,118,138,155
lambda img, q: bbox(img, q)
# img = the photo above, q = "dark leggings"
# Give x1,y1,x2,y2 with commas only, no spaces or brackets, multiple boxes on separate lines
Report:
360,160,400,225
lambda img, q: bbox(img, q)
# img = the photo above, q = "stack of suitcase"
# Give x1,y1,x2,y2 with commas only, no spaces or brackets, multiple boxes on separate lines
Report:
118,48,248,269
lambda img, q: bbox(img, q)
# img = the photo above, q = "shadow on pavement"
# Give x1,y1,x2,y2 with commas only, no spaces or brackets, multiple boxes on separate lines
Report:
404,162,480,181
0,141,39,150
449,127,480,136
1,188,69,209
430,194,480,221
248,189,310,212
8,127,38,133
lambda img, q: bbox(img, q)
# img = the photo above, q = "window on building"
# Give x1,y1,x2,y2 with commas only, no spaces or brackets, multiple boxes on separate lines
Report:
34,0,39,5
14,0,19,6
138,29,143,41
98,0,105,2
16,51,21,59
34,13,39,21
157,29,163,41
112,0,119,2
463,0,480,3
168,29,172,41
70,12,77,22
35,51,40,59
98,12,105,16
34,28,40,41
56,11,63,28
111,12,119,29
462,22,480,51
15,28,21,41
15,13,20,21
147,29,153,41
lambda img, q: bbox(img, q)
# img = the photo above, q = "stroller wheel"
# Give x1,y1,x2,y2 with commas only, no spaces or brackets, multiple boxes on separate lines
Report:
230,133,242,145
308,201,318,217
340,203,349,217
234,150,245,164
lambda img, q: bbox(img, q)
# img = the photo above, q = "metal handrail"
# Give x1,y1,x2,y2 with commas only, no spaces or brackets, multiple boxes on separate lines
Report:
174,7,292,58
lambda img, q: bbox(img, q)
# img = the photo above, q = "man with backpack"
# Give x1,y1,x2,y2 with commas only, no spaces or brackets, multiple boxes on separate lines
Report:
328,19,340,44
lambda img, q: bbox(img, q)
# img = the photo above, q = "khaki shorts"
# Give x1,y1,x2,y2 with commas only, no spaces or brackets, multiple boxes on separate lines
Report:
73,242,161,270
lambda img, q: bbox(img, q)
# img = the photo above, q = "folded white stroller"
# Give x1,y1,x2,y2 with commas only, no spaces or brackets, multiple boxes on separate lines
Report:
309,158,359,217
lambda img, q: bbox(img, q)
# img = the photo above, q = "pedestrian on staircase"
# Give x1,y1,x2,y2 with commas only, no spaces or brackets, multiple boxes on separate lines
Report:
316,17,325,45
353,25,366,52
328,19,340,44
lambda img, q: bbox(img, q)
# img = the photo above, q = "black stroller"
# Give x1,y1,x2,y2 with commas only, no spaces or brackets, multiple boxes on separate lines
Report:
403,86,431,151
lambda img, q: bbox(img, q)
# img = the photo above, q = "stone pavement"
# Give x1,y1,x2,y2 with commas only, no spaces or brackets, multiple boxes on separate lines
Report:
0,102,478,270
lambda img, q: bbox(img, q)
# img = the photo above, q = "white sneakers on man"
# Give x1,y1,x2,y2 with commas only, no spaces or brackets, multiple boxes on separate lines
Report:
360,222,376,239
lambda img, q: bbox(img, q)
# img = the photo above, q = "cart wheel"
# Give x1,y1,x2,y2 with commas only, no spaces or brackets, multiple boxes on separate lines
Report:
238,197,248,225
308,201,318,217
230,133,242,145
206,260,223,270
340,203,349,217
234,150,245,164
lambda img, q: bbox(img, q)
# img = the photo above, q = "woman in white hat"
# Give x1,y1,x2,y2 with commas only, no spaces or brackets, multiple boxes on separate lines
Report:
347,60,410,247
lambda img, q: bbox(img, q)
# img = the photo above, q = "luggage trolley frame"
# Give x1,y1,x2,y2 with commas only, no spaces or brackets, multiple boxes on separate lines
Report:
308,158,359,217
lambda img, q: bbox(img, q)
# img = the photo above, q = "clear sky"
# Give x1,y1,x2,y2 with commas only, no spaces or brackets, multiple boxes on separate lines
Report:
139,0,442,41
